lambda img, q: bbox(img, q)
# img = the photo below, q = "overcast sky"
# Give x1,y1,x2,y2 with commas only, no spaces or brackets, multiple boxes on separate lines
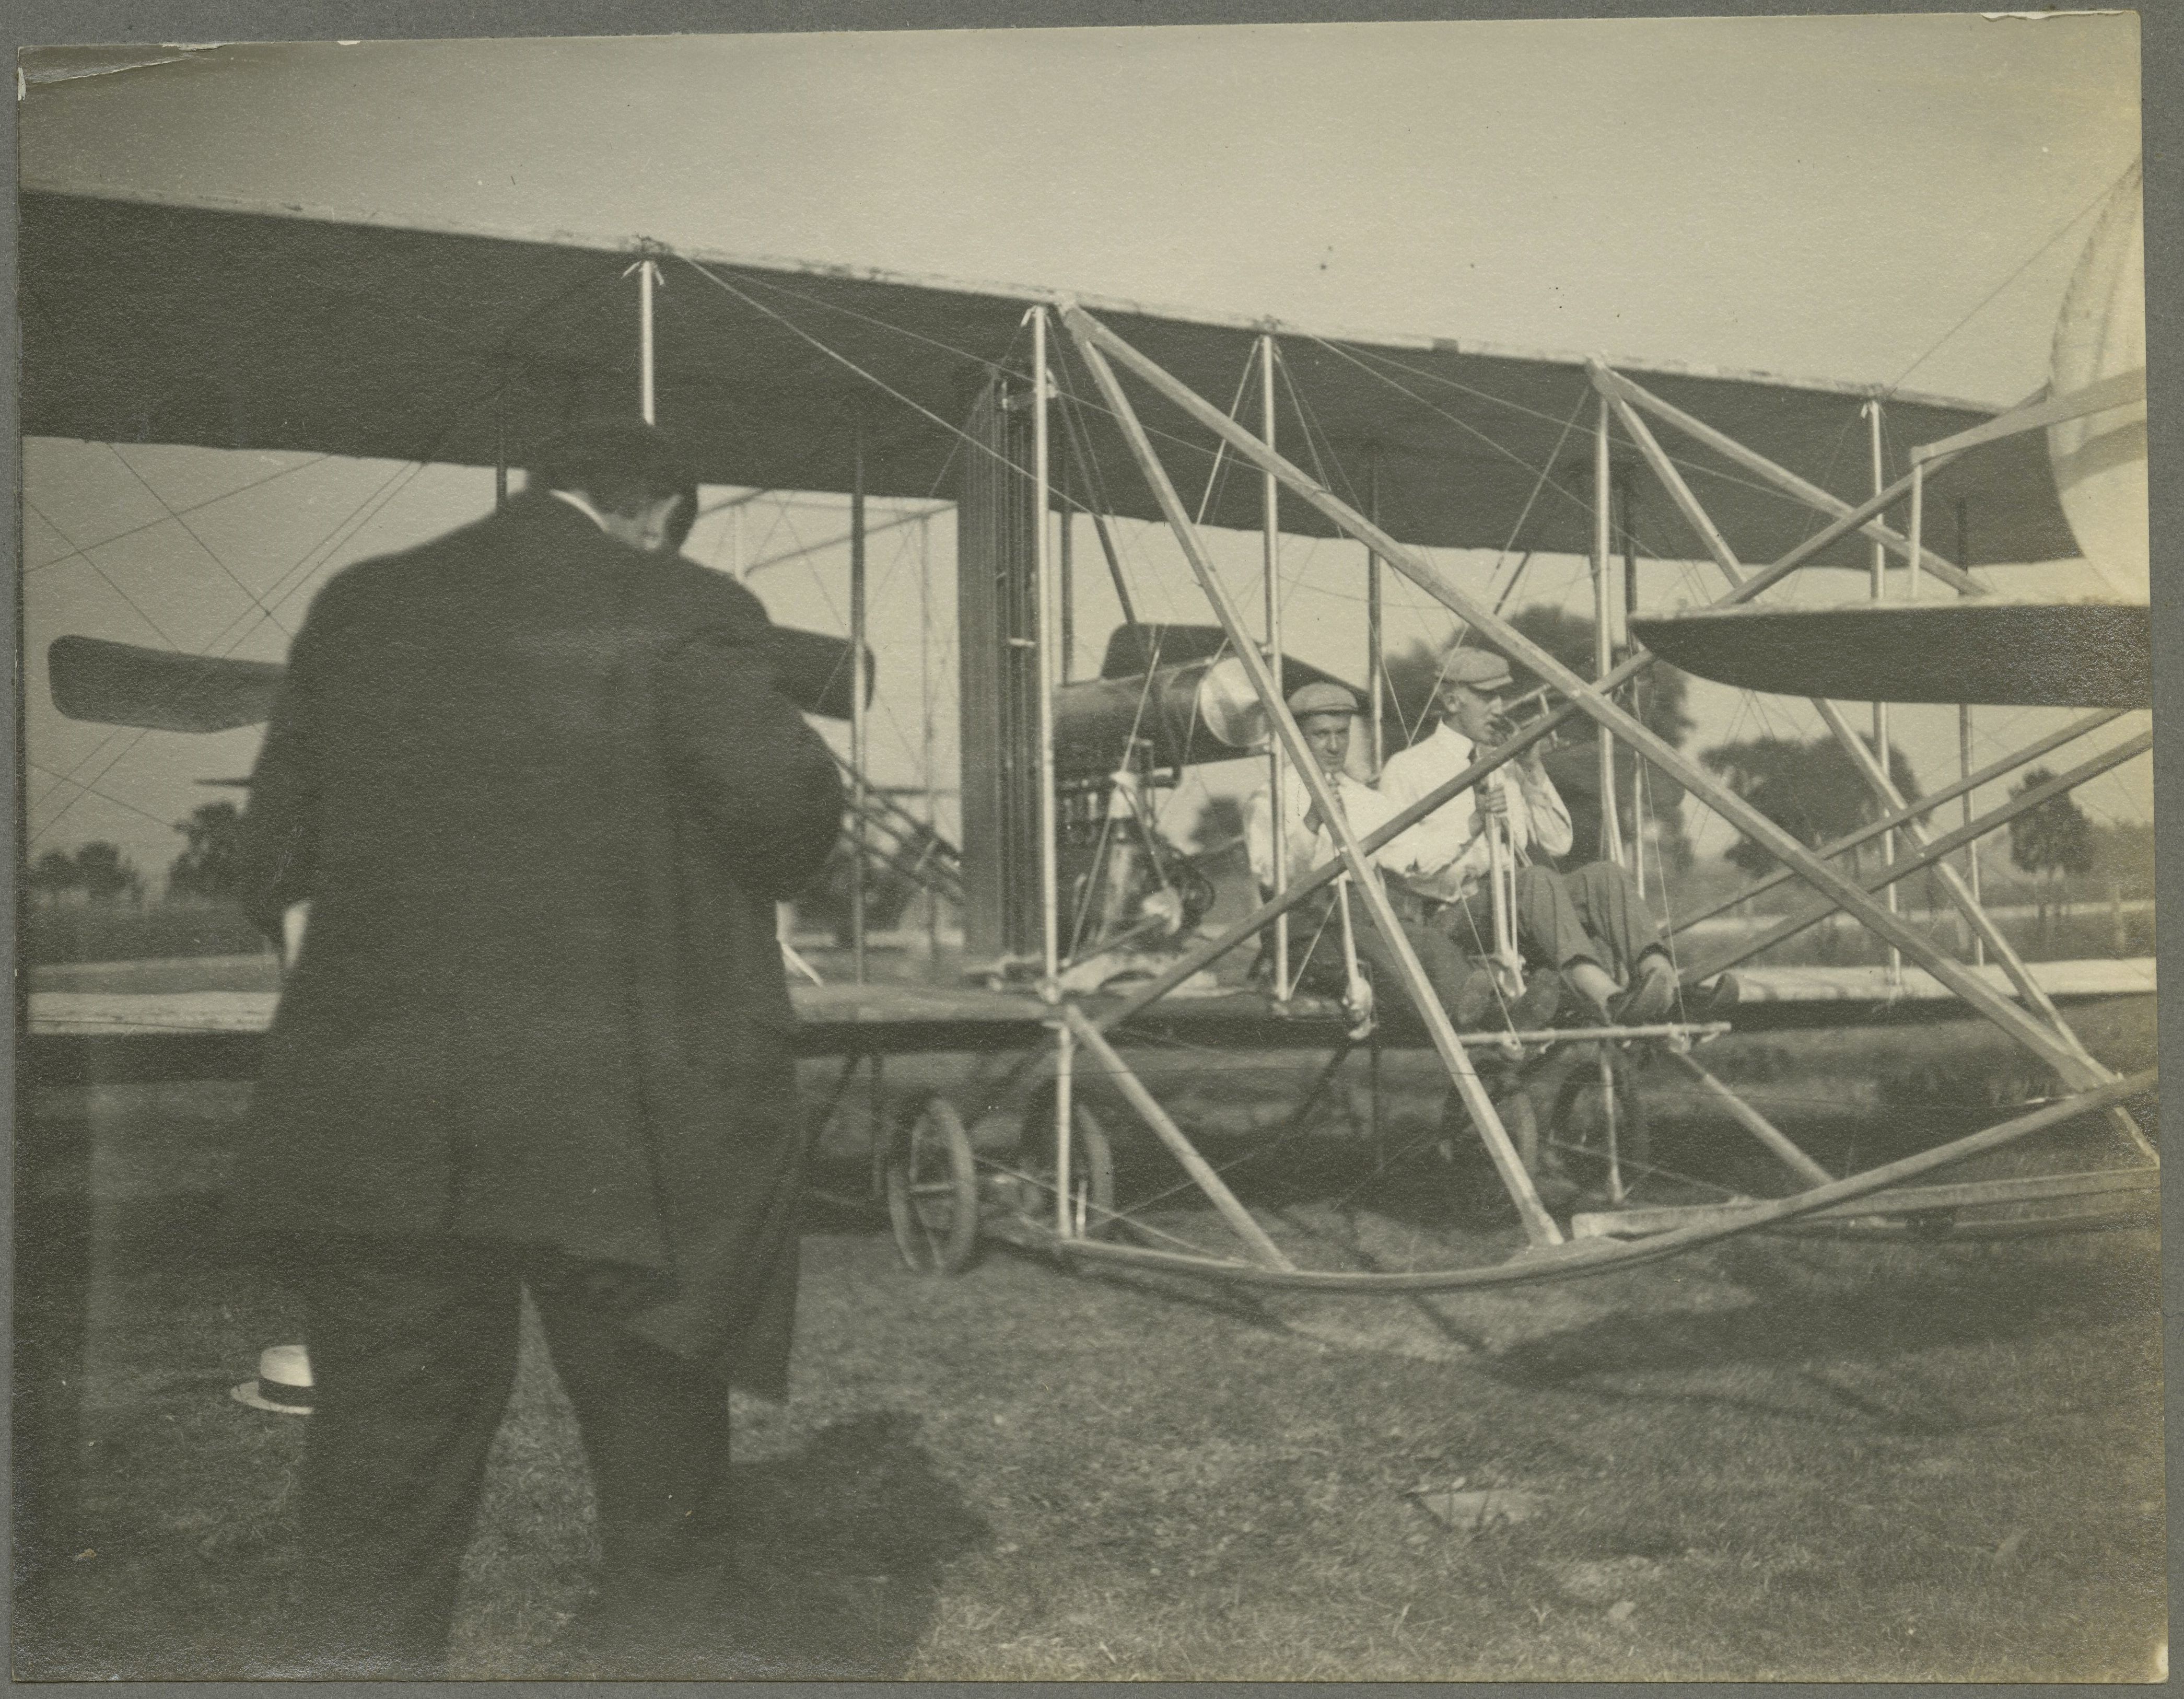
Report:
20,15,2148,875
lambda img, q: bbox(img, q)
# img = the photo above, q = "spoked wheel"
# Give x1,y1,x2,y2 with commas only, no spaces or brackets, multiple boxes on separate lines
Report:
1007,1086,1118,1241
1548,1044,1651,1200
884,1093,980,1274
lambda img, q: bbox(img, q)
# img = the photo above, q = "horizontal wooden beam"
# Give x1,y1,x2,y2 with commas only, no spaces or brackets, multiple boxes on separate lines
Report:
1571,1163,2157,1239
1046,1070,2154,1290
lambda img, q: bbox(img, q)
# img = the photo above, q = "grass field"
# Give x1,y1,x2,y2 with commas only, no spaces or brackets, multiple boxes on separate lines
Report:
13,1002,2165,1681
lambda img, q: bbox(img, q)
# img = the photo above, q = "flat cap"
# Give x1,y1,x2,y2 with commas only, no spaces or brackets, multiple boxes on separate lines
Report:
1440,648,1514,691
1287,680,1359,719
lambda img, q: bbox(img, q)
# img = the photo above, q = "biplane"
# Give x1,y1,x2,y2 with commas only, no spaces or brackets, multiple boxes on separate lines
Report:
20,101,2156,1299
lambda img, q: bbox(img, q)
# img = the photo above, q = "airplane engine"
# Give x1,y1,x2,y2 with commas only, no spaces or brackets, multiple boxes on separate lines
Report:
1051,655,1267,782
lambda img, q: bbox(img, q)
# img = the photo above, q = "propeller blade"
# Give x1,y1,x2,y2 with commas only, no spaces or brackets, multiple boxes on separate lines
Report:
47,624,872,735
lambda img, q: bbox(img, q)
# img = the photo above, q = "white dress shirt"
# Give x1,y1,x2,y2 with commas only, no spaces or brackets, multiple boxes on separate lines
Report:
1246,767,1405,891
1377,721,1573,903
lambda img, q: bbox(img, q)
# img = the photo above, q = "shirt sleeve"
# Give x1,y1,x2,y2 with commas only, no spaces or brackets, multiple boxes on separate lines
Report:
1245,788,1276,892
1516,763,1574,861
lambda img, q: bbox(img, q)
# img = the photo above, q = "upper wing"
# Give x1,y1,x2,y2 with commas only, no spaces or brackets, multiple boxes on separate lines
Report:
20,189,2077,570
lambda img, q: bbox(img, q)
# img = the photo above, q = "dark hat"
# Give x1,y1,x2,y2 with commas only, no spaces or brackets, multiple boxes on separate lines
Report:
1441,648,1515,691
533,418,695,511
1287,680,1359,720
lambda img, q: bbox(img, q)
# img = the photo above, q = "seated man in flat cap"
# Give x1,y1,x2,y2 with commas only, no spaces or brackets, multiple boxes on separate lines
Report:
1245,681,1488,1029
1379,647,1678,1026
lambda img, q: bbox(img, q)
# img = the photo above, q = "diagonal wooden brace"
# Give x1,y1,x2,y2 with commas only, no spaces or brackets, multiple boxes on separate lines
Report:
1062,1006,1296,1270
1090,406,2118,1035
1598,381,2127,1096
1062,305,2113,1094
1067,320,1566,1247
1695,728,2153,978
1591,362,1984,595
1657,1048,1835,1188
1669,707,2128,937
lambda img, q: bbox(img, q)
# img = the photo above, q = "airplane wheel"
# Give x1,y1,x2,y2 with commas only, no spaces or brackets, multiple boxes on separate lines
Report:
884,1094,980,1274
1550,1047,1649,1193
1015,1087,1118,1241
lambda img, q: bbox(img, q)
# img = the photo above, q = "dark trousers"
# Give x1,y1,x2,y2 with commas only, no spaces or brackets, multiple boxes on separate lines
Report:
283,1237,731,1678
1444,861,1665,983
1562,859,1669,982
1288,882,1481,1026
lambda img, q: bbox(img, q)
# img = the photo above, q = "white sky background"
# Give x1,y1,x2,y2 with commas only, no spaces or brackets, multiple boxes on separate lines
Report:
18,15,2149,880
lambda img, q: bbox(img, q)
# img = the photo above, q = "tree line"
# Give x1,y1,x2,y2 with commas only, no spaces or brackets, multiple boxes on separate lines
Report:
1191,607,2133,914
26,800,245,906
26,674,2136,920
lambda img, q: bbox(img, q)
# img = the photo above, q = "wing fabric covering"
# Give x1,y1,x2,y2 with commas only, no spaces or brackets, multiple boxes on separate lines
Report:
20,190,2078,569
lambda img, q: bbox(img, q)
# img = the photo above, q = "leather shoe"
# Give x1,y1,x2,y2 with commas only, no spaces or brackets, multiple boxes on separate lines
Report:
1614,954,1680,1026
1452,963,1500,1031
1508,970,1561,1032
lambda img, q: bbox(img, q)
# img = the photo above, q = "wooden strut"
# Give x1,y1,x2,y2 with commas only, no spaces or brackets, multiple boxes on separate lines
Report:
1864,399,1902,984
1668,707,2128,937
1092,432,2039,1037
1061,1007,1297,1269
1367,453,1385,770
1055,1068,2155,1290
1060,305,2120,1096
1597,371,2148,1157
1033,307,1061,998
1262,335,1291,1008
1656,1049,1835,1186
1695,729,2154,979
1593,398,1622,866
1573,1163,2158,1240
1597,380,2078,1042
849,414,868,986
1066,321,1567,1248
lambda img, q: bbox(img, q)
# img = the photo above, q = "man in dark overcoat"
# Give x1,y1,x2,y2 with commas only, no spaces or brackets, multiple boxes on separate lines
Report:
233,420,844,1675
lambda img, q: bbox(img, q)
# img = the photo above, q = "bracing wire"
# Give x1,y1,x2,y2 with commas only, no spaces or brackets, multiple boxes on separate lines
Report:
24,453,335,577
1194,345,1263,526
1879,160,2135,404
25,497,188,650
30,457,434,847
1389,388,1590,750
103,444,300,637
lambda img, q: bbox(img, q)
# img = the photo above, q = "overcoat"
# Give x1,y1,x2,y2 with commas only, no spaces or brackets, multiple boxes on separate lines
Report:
233,492,843,1395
